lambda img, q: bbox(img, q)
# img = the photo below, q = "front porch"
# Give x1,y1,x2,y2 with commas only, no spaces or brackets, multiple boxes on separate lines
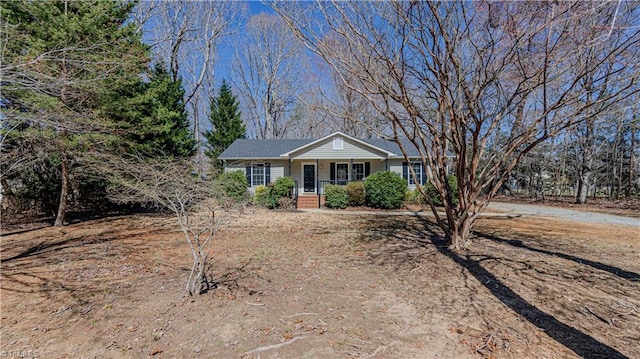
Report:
294,180,357,209
290,160,385,197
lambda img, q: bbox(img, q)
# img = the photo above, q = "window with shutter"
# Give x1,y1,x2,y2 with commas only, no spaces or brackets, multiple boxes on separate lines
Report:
251,164,264,186
404,162,423,185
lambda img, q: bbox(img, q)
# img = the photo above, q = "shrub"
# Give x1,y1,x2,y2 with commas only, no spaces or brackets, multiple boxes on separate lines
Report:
278,196,295,209
254,177,295,209
445,175,459,206
324,184,348,209
364,171,407,209
423,175,459,207
254,185,270,206
216,170,249,203
345,181,365,207
424,182,442,206
406,188,426,205
271,176,295,198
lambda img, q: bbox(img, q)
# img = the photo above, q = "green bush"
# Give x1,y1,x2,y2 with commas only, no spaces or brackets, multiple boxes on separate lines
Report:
406,188,426,205
345,181,365,207
271,176,295,198
423,175,459,207
254,185,271,206
364,171,407,209
254,177,295,209
324,184,348,209
216,170,249,202
424,182,442,206
445,175,459,206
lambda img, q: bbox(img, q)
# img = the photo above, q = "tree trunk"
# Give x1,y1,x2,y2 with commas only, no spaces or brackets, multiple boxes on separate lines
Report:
577,120,595,204
577,172,589,204
616,158,623,200
448,216,473,251
629,124,636,198
54,153,69,227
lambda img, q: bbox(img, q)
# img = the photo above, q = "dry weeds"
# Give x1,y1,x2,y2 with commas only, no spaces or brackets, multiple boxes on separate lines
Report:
1,208,638,358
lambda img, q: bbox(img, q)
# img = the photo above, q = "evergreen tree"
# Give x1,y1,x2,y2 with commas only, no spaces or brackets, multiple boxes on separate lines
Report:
1,0,149,225
203,80,246,167
105,61,196,157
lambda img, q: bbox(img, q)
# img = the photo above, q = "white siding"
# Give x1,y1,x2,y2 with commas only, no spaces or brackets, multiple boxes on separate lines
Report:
223,160,288,193
387,158,433,189
291,137,387,160
387,159,405,178
369,160,386,175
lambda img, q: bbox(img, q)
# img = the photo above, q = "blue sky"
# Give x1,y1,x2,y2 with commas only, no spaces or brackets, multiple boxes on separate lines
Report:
214,1,277,88
248,1,274,15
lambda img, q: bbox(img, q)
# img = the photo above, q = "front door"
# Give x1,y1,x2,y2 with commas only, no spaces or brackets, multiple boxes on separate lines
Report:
303,164,316,193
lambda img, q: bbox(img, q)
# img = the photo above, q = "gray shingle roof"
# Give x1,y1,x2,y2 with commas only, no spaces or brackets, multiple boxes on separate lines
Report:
219,139,313,159
218,135,425,159
360,138,421,157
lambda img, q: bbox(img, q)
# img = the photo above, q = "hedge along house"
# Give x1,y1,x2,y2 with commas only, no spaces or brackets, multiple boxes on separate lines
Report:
219,132,440,208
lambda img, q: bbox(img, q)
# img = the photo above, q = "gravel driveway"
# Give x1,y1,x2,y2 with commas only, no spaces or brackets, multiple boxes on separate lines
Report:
487,201,640,227
304,202,640,228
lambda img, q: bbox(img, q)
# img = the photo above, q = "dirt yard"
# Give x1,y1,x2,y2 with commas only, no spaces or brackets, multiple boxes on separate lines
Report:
1,208,639,358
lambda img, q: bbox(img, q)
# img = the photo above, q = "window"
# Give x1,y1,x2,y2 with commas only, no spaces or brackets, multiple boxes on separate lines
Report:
246,163,270,186
333,136,343,150
251,164,264,186
352,163,364,181
409,162,422,185
404,162,423,185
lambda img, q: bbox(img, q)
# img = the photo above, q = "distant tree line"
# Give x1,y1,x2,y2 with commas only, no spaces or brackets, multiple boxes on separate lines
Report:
510,114,638,201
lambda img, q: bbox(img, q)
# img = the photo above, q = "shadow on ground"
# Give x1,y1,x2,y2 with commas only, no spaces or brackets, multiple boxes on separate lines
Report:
355,215,631,359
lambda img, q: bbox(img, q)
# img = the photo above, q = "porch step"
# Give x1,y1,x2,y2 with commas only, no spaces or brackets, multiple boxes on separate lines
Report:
297,195,325,209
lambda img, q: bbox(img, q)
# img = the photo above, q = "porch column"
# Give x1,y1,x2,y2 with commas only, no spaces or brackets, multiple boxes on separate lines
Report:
316,159,320,207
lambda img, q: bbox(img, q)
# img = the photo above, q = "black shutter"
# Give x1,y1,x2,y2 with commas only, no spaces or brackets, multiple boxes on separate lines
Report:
364,162,370,178
421,163,427,185
245,164,251,186
265,163,271,185
330,162,336,182
402,162,408,180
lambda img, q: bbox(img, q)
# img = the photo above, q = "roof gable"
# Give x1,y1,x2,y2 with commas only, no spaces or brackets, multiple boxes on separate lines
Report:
280,132,396,158
218,132,439,160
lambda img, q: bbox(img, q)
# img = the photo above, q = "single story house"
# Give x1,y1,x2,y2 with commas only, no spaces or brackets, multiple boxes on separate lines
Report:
219,131,438,208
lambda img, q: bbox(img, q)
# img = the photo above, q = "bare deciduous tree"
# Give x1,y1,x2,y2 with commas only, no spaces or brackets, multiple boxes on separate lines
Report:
273,1,640,249
99,154,240,295
317,72,388,138
133,1,241,171
232,13,306,139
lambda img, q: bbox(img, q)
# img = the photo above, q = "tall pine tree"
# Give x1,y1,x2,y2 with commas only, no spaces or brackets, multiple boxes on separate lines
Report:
105,61,196,157
203,80,246,168
1,0,149,226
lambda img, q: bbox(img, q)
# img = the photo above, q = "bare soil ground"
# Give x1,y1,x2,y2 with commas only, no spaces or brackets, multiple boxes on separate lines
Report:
1,208,639,358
